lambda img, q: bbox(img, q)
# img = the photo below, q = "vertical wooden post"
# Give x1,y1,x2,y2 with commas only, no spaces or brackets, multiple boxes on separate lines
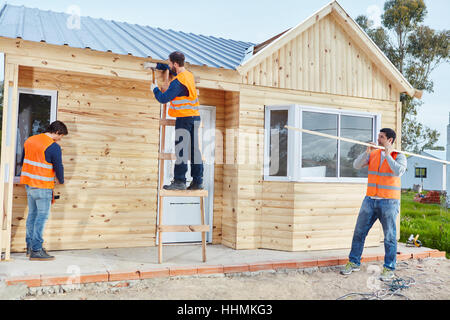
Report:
0,60,19,261
200,196,206,262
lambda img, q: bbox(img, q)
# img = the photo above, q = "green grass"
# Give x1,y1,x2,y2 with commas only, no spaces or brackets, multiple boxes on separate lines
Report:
400,191,449,259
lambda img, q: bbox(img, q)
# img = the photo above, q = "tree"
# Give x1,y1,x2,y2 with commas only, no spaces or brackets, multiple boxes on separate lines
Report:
356,0,449,153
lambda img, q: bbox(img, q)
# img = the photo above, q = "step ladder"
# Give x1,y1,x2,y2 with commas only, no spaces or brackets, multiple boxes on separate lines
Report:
155,70,209,264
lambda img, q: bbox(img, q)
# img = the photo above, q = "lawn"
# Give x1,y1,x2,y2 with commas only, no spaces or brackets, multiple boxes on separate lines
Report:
400,191,449,259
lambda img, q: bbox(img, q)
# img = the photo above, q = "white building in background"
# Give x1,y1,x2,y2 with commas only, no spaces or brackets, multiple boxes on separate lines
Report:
402,149,446,191
447,113,450,208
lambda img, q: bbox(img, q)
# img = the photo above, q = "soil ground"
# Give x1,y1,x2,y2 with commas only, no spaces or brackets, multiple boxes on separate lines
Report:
24,258,449,300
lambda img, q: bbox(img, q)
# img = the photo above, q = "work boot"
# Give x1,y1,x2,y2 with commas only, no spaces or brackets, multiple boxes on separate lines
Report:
340,262,361,275
163,180,186,190
187,181,204,190
29,248,55,261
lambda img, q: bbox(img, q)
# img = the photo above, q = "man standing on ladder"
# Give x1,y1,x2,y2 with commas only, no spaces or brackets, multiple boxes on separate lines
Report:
340,128,407,281
151,51,204,191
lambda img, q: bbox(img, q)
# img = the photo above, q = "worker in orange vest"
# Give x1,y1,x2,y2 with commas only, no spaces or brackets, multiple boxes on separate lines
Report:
151,51,204,191
340,128,407,281
20,121,68,261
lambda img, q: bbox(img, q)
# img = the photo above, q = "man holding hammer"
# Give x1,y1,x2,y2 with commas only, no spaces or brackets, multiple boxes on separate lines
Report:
340,128,407,281
150,51,204,191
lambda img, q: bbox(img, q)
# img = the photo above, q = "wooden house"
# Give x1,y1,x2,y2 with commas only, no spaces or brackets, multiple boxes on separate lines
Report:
0,1,420,259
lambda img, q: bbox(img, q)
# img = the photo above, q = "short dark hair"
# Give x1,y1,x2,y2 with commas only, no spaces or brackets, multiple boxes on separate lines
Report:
169,51,185,67
380,128,396,143
46,121,68,135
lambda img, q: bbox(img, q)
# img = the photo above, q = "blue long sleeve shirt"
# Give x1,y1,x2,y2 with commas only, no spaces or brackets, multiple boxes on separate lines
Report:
21,142,64,184
152,63,189,104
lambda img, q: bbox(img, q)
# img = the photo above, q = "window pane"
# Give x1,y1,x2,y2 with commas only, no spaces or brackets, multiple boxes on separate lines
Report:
15,93,52,176
269,110,288,177
340,115,373,178
302,111,337,178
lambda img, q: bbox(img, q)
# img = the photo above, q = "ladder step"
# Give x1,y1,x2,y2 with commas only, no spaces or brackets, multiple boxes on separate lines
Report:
159,189,208,197
159,225,210,233
159,153,176,160
160,119,176,126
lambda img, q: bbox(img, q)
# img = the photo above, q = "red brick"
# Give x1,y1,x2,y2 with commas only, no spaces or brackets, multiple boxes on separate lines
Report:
338,257,349,265
196,265,224,275
169,266,198,277
41,275,72,287
396,253,412,261
139,268,170,279
113,282,129,288
249,262,274,272
317,258,340,267
412,252,430,260
79,272,109,284
273,260,299,270
223,264,250,274
296,259,318,268
6,275,41,287
428,251,446,258
361,254,379,263
108,270,140,281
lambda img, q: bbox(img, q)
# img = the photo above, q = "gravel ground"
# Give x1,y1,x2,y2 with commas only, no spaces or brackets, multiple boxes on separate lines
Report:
20,258,449,300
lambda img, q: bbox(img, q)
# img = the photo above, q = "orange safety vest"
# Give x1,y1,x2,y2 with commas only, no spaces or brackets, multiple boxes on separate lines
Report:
168,70,200,118
20,133,56,190
366,149,401,199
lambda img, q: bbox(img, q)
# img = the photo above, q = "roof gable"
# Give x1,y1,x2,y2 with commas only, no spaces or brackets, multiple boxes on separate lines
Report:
0,3,253,70
237,1,420,99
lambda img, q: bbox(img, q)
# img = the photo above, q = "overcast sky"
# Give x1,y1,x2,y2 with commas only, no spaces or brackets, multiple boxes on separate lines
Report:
1,0,448,147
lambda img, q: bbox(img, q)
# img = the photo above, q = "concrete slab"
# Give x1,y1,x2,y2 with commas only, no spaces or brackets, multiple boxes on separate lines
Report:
0,242,441,281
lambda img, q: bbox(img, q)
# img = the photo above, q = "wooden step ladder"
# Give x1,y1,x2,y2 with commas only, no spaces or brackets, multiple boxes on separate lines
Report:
155,70,209,264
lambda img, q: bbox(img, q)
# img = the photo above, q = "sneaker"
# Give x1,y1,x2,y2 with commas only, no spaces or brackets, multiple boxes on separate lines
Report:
163,180,186,190
187,181,204,190
340,262,361,275
26,247,31,257
379,267,395,282
29,248,55,261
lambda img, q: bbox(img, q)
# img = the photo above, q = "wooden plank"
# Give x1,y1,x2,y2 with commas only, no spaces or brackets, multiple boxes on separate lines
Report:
0,61,19,260
159,189,209,197
158,225,210,233
237,3,333,74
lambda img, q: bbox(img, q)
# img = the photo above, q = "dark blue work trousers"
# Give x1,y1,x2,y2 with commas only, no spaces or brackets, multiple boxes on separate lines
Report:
174,116,204,184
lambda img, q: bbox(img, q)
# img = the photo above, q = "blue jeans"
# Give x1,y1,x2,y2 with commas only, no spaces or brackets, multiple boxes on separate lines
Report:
25,185,52,252
349,196,400,270
174,116,204,184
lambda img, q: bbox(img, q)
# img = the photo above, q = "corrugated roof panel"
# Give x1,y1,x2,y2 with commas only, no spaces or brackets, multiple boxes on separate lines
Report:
0,3,254,69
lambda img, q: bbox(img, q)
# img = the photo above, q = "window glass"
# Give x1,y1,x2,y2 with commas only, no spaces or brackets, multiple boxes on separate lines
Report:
15,93,52,176
302,111,338,178
269,110,288,177
340,115,373,178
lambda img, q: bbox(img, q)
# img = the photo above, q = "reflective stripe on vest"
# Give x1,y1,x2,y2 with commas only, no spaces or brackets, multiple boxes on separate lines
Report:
366,149,401,199
20,133,56,189
168,71,200,118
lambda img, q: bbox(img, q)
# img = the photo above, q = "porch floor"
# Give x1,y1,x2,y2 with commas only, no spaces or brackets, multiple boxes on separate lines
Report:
0,242,445,287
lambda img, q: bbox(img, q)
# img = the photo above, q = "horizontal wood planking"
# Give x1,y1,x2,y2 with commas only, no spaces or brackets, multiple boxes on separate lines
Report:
12,66,160,251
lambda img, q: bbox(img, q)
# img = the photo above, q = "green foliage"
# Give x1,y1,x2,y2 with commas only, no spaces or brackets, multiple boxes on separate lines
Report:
356,0,449,153
400,191,450,259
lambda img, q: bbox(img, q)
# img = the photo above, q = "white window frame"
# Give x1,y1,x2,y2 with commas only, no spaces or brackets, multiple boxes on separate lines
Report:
264,104,381,183
13,88,58,183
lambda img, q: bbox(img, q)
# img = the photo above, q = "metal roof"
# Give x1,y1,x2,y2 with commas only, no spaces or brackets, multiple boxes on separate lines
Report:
0,3,254,69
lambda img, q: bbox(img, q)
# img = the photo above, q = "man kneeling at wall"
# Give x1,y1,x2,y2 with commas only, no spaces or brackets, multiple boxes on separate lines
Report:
20,121,68,261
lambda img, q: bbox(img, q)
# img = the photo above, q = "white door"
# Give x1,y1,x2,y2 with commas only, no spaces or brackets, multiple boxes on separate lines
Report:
159,106,216,244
